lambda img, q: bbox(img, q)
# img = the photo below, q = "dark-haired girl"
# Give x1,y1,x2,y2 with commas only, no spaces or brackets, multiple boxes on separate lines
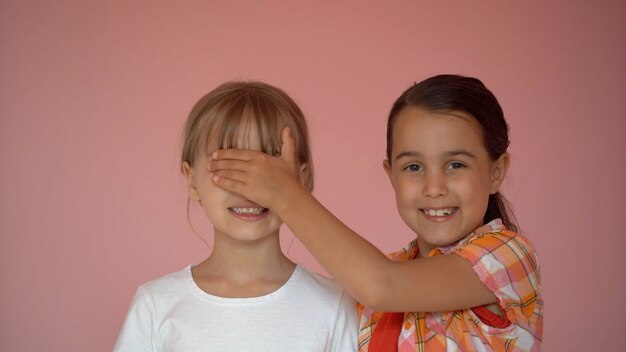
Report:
210,75,543,351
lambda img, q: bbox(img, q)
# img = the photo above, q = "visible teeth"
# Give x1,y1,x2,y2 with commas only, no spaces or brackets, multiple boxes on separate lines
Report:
424,208,454,216
230,207,265,215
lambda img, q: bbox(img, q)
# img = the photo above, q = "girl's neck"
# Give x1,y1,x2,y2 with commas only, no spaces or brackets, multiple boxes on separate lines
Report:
416,238,435,258
191,229,296,298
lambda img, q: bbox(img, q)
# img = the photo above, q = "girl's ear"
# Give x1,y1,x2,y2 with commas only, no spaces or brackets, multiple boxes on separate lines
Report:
383,159,395,187
182,161,201,201
490,153,510,194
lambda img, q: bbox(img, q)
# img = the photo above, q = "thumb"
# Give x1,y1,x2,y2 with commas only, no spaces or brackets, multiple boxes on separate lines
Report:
280,127,298,167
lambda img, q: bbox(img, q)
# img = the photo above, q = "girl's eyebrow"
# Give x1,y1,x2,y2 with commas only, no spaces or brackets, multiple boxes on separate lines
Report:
445,149,477,159
395,151,422,161
395,149,477,160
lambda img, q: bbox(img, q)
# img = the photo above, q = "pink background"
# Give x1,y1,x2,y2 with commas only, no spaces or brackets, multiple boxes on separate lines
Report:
1,1,624,351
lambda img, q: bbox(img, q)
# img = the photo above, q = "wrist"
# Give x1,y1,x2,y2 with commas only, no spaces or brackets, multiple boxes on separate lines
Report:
274,182,310,218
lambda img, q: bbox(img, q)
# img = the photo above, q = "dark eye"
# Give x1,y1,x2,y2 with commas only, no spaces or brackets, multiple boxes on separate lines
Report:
447,162,465,170
404,164,422,172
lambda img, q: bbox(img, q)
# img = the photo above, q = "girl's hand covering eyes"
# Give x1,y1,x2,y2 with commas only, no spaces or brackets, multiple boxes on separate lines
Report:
208,127,306,211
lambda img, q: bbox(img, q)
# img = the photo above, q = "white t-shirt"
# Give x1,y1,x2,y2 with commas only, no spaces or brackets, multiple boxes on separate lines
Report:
114,265,357,351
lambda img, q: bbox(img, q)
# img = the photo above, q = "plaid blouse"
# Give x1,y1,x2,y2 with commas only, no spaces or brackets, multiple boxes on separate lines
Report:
358,220,543,351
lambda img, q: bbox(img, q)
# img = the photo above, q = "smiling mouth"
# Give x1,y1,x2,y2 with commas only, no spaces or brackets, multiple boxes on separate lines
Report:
421,208,457,217
228,207,268,215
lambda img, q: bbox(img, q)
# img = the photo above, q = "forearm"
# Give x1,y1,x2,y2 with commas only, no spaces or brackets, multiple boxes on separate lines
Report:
275,188,497,313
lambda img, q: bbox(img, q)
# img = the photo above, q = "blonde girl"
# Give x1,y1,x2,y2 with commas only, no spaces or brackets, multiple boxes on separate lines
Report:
209,75,543,351
115,81,357,352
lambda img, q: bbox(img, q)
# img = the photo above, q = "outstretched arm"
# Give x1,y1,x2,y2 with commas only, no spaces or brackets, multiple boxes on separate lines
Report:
209,128,496,312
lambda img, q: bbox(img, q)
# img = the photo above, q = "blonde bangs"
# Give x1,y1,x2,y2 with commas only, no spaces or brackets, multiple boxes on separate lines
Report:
213,95,283,158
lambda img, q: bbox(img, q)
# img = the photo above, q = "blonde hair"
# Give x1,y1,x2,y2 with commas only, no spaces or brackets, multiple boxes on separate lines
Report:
181,81,314,191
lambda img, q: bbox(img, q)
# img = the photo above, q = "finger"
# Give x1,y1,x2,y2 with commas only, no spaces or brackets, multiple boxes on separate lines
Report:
280,127,298,166
212,174,247,195
208,159,250,172
212,148,261,161
211,169,249,184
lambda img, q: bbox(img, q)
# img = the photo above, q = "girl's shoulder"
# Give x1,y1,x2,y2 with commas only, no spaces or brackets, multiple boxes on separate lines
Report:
297,266,352,301
459,230,535,253
133,266,193,302
446,228,540,276
444,230,536,260
442,219,538,261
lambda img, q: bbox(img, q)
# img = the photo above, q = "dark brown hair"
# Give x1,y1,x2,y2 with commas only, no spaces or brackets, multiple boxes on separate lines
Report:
386,74,518,231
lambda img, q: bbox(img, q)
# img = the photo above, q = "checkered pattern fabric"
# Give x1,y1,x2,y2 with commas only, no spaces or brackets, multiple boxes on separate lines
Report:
358,219,543,351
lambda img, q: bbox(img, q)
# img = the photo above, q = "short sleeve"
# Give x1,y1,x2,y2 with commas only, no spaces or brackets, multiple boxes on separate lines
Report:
452,231,542,328
113,287,157,352
329,290,359,352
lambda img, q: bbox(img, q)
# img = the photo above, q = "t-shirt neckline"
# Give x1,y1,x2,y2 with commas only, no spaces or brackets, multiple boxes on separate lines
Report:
185,264,303,304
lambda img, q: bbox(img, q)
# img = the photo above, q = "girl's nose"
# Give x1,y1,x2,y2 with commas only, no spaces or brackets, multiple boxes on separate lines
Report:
422,172,447,198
